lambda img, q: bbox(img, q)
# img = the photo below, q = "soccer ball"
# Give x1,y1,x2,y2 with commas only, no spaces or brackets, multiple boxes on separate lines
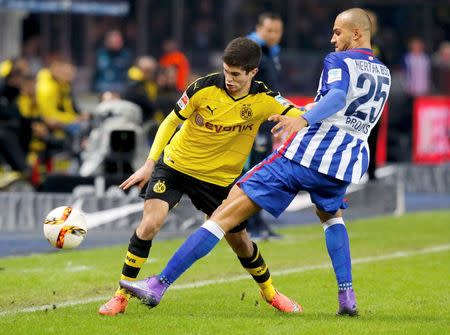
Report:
43,206,87,249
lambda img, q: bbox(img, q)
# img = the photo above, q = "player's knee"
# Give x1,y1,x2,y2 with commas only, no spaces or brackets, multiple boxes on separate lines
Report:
315,207,342,223
137,201,167,239
136,215,160,240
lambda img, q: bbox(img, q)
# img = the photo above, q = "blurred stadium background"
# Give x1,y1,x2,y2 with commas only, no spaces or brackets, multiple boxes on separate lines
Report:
0,0,449,257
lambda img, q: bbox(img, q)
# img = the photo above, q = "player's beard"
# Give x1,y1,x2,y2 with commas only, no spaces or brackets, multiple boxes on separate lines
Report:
336,38,352,52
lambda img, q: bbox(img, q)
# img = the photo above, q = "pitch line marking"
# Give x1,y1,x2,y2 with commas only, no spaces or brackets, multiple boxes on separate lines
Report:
0,243,449,317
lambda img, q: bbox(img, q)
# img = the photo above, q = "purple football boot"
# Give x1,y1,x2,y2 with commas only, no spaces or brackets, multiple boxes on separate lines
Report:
119,276,169,308
337,289,358,316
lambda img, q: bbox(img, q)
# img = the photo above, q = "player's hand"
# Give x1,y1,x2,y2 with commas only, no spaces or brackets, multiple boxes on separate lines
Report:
268,114,308,139
119,159,155,190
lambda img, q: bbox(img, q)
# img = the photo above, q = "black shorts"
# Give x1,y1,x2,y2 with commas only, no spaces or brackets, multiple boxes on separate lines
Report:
140,159,247,233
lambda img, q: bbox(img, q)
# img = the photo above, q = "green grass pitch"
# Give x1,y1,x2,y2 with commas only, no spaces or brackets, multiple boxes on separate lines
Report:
0,210,449,334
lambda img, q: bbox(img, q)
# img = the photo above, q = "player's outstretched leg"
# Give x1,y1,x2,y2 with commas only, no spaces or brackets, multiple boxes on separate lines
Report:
120,220,224,308
322,217,358,316
99,231,152,315
237,241,302,313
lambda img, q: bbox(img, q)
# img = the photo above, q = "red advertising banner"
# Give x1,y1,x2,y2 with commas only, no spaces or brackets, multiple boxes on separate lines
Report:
413,96,450,164
287,96,388,166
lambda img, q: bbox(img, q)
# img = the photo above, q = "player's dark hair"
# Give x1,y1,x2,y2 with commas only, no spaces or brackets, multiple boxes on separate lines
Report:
257,12,282,26
223,37,261,73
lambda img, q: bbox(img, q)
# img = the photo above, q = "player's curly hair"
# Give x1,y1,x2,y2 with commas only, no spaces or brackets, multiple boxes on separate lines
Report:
223,37,261,73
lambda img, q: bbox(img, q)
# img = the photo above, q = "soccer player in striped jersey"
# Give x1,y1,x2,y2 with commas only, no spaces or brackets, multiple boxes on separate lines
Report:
120,8,391,316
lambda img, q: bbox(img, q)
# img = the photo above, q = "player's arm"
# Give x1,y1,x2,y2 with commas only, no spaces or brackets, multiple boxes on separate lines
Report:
264,93,308,136
120,83,198,190
147,111,184,162
119,111,183,190
265,93,302,117
269,89,346,138
265,91,316,119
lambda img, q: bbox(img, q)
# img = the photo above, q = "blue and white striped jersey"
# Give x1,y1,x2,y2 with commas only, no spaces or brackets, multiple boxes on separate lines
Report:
280,48,391,183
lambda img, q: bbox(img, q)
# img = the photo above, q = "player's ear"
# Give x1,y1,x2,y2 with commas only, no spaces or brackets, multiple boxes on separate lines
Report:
353,28,360,41
249,67,258,78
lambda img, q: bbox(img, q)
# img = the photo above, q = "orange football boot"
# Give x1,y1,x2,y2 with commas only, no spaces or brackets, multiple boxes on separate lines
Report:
263,290,303,313
98,295,128,316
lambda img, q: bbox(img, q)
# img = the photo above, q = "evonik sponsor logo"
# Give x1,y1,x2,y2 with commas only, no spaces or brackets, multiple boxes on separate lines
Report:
203,121,254,133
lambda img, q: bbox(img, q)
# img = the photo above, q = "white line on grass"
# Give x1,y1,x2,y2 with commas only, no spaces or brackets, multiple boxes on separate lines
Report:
1,243,449,317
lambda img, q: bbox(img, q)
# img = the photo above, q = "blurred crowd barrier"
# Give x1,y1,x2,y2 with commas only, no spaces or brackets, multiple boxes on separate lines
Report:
0,174,402,233
2,161,449,232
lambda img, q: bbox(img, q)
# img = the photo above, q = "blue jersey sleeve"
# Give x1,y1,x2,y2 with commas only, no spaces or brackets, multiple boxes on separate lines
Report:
302,88,346,125
320,53,350,95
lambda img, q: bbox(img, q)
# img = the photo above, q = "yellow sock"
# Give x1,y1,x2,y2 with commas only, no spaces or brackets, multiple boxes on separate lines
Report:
238,242,276,301
259,277,277,302
114,231,153,300
114,274,135,299
114,287,132,300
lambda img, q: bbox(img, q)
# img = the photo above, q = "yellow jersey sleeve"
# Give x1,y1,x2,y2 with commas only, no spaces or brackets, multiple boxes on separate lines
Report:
148,78,206,161
285,105,303,117
173,80,200,120
147,111,183,161
263,92,302,119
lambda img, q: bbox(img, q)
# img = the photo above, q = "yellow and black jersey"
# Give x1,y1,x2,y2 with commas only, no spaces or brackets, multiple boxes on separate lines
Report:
36,69,78,124
162,72,301,186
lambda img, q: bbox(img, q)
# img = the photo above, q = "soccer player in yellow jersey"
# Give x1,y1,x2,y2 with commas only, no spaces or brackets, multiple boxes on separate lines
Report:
99,37,303,315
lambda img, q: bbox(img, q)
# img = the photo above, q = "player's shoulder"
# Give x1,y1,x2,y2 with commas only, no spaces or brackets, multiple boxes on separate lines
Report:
324,51,344,60
251,80,277,97
194,72,223,88
252,84,295,109
186,72,223,97
323,52,348,68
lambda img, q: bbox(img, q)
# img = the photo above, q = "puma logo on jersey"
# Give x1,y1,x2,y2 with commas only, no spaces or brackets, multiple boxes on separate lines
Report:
206,105,217,114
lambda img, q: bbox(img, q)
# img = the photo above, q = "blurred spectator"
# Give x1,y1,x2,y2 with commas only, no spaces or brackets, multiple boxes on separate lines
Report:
154,66,180,122
159,39,190,92
432,41,450,95
403,37,431,97
295,5,333,50
366,9,384,180
366,10,386,64
35,58,92,173
193,19,215,51
22,36,43,76
399,37,431,161
246,13,284,240
0,58,31,177
248,12,283,90
17,74,44,152
93,30,133,93
1,57,30,80
17,74,67,167
123,56,158,121
36,59,80,126
190,0,216,54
